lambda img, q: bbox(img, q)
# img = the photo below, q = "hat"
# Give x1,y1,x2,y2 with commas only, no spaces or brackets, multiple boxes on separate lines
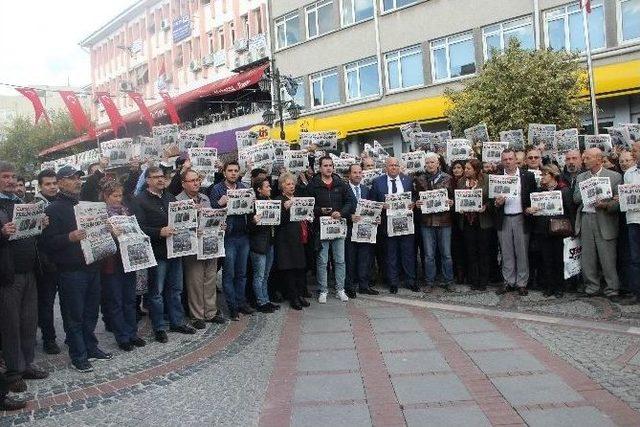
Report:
56,165,85,179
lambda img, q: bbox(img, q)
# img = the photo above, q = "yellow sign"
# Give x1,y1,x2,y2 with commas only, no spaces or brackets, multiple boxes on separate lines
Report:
249,125,272,141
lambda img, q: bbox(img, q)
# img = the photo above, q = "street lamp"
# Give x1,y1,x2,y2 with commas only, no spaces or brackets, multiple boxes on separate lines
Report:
260,63,302,140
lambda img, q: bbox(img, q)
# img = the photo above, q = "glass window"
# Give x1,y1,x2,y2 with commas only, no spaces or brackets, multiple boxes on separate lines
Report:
310,69,340,107
306,0,334,39
619,0,640,42
275,12,300,49
341,0,374,26
281,77,306,111
345,57,380,100
544,1,605,53
382,0,418,12
482,17,535,59
384,46,424,91
430,32,476,82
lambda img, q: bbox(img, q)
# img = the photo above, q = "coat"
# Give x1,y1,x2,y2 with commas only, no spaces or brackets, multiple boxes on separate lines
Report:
414,171,453,227
273,195,306,271
370,173,414,203
306,173,356,226
491,169,537,231
573,167,622,240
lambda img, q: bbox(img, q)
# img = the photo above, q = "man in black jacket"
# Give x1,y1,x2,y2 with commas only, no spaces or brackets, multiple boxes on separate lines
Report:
306,156,356,304
80,158,107,202
42,165,112,373
134,166,195,343
0,161,50,392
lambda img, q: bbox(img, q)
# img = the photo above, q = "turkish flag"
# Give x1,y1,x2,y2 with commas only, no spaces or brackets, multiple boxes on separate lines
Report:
16,87,50,125
127,92,154,130
95,92,126,136
59,91,96,138
159,92,181,124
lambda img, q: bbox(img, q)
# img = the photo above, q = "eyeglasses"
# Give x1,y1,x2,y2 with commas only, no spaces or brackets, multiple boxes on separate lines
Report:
183,178,202,183
527,156,540,160
148,175,165,179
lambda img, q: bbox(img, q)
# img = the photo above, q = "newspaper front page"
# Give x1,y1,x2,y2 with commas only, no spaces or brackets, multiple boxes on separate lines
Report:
619,184,640,212
579,176,612,213
499,129,525,150
300,131,338,151
188,147,218,186
554,128,579,153
152,124,180,158
355,199,384,222
584,135,613,155
385,192,412,212
488,174,521,198
530,191,564,216
227,188,255,215
283,150,309,173
76,149,101,173
362,168,385,186
74,202,117,265
401,151,426,174
9,203,45,240
419,189,450,214
100,138,134,169
399,122,422,144
454,189,483,213
108,215,157,273
446,139,473,164
606,127,632,149
387,211,414,237
290,197,315,222
255,200,281,225
236,130,258,150
482,141,509,164
563,237,582,279
197,208,226,260
178,131,206,152
464,123,490,144
320,217,347,240
167,200,198,258
528,124,556,152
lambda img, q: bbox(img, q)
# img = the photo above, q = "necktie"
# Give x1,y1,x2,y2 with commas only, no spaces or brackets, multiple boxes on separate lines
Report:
391,178,397,194
356,185,361,200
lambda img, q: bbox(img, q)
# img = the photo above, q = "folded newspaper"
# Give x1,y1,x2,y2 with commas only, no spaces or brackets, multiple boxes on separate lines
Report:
9,203,45,241
290,197,315,222
320,217,347,240
167,200,198,258
74,202,117,265
530,191,564,216
227,188,255,215
255,200,281,225
108,215,157,273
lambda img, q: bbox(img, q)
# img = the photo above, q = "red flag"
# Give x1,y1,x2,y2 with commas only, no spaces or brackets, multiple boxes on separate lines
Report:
159,92,181,124
581,0,591,13
95,92,126,136
16,87,50,125
59,91,96,138
127,92,155,130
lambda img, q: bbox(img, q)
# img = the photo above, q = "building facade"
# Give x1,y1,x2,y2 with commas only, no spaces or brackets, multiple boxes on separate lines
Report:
270,0,640,155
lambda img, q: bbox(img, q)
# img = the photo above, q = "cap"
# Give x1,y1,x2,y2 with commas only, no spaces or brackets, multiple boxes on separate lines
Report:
56,165,85,179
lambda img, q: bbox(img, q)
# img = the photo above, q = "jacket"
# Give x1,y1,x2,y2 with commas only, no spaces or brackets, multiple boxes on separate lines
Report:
133,189,176,260
491,169,537,231
0,194,39,284
273,195,306,270
370,173,414,203
248,195,275,255
306,173,356,226
80,170,105,202
414,171,453,227
573,167,622,240
456,175,494,230
209,181,249,237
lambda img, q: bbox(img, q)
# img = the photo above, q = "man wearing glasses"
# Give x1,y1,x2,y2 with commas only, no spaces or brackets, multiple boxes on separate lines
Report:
134,166,196,344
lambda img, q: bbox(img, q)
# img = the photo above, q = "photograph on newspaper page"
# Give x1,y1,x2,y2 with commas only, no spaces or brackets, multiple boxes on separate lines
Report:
351,220,377,244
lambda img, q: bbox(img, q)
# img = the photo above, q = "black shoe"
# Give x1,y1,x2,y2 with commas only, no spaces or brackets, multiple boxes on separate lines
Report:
229,311,240,321
118,342,134,352
409,284,420,292
543,290,554,297
192,319,207,329
389,286,398,294
170,324,197,334
518,287,529,296
131,337,147,347
239,305,255,315
496,285,515,295
73,361,94,373
359,288,379,295
271,292,284,303
8,379,27,393
155,330,169,343
208,313,227,324
257,304,275,313
298,297,310,307
43,340,61,355
470,284,486,291
345,289,357,299
88,349,113,361
290,301,302,310
302,288,313,298
267,302,281,311
23,367,49,380
0,395,27,411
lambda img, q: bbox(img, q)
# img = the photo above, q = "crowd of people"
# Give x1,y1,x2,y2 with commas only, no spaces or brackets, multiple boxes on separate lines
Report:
1,138,639,411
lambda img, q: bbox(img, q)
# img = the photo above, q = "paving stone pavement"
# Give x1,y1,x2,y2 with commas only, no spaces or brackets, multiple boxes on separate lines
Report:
3,292,640,426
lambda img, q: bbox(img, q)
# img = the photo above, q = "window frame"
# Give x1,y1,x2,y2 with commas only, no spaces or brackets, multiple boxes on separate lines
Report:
340,0,375,27
482,16,535,60
306,0,334,40
543,1,606,54
430,32,476,83
309,68,341,108
344,57,380,101
384,45,425,92
617,0,640,44
380,0,419,13
280,77,307,111
275,11,301,50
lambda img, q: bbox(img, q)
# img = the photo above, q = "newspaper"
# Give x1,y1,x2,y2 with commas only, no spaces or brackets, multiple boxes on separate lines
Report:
107,215,157,273
355,199,384,222
623,123,640,142
320,217,347,240
446,139,473,164
579,176,612,213
528,124,556,152
300,131,338,151
268,140,290,173
454,189,483,213
255,200,281,225
387,210,414,237
188,147,218,186
499,129,525,150
482,141,509,164
399,122,422,144
554,128,579,153
333,158,356,176
424,131,452,155
554,151,567,169
239,143,274,170
606,127,632,149
340,152,358,160
152,124,180,157
464,123,490,144
178,131,206,152
167,200,198,258
199,208,227,231
74,202,117,265
362,168,385,186
530,191,564,216
236,130,258,150
385,192,412,211
401,151,426,174
100,138,134,169
412,132,433,151
290,197,315,222
76,149,101,172
351,220,377,244
419,189,450,214
488,174,521,198
227,188,255,215
563,237,582,279
197,230,226,260
9,203,45,240
139,136,161,162
583,135,613,155
617,184,640,212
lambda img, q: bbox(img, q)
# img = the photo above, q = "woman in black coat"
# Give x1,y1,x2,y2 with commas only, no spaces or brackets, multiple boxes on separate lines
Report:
274,172,309,310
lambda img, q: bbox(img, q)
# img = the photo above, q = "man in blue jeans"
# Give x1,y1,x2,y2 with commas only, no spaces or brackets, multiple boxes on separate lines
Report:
210,161,255,320
41,165,112,373
134,166,196,343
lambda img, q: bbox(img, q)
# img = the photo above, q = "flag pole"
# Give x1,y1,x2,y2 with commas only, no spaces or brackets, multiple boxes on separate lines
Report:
582,2,599,135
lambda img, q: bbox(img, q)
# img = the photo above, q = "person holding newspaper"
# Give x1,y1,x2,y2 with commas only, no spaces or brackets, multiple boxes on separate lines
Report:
307,156,356,303
0,161,51,392
134,166,196,343
622,142,640,305
41,165,112,373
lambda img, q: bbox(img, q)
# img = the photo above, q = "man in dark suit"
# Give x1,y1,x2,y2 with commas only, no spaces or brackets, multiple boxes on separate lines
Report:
493,149,537,296
371,157,419,294
345,163,379,298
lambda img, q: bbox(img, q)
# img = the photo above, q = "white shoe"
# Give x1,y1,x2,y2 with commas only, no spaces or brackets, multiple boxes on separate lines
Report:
318,292,327,304
337,290,349,302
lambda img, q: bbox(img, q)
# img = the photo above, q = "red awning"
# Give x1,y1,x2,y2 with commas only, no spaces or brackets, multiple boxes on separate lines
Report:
40,64,268,157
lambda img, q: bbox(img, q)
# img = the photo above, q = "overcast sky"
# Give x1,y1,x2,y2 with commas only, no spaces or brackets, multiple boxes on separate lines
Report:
0,0,135,96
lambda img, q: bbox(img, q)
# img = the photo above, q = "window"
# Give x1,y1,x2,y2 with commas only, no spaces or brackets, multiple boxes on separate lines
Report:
619,0,640,43
544,1,605,53
240,15,249,38
341,0,374,26
345,57,380,100
382,0,417,12
385,46,424,90
310,69,340,107
430,33,476,82
281,77,306,110
483,16,535,59
229,22,236,43
306,0,334,39
275,12,300,49
217,27,225,50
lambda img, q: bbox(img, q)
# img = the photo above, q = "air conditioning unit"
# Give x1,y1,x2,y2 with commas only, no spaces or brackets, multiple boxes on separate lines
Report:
120,81,135,91
189,60,202,72
160,20,170,31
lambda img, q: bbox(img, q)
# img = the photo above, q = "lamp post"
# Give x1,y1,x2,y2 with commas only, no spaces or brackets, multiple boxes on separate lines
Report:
259,63,301,140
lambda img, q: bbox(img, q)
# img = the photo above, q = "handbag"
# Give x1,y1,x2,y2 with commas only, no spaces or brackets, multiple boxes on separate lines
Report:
548,218,573,238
